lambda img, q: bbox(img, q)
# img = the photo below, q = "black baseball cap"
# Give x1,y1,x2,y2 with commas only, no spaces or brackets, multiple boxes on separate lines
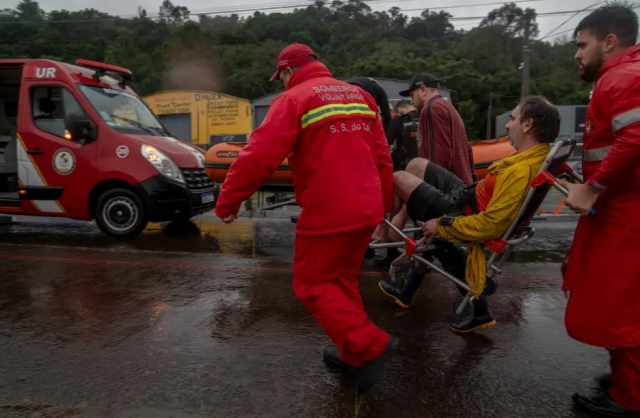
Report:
399,73,440,97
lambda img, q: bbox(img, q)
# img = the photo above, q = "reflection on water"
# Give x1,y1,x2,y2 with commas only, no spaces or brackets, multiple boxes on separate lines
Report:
0,215,602,418
0,218,263,257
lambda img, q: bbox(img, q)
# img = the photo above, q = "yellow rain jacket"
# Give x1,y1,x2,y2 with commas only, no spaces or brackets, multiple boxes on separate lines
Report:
436,142,550,298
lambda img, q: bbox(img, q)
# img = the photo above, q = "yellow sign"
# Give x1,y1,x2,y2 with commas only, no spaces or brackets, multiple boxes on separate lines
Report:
143,90,252,145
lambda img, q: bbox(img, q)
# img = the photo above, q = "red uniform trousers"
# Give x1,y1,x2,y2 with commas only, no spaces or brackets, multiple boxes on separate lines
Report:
609,347,640,410
293,226,390,368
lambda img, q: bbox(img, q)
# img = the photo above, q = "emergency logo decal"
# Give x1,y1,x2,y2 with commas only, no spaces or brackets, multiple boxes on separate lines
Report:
585,114,594,137
35,67,56,78
116,145,129,158
52,149,76,175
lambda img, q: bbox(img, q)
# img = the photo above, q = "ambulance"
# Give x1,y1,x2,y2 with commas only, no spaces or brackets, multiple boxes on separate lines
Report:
0,58,219,237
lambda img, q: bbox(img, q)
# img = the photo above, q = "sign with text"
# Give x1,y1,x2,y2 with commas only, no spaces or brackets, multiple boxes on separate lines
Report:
143,91,252,146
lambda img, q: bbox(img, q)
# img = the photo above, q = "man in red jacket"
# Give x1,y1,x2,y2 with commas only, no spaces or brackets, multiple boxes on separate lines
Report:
214,43,398,392
557,4,640,417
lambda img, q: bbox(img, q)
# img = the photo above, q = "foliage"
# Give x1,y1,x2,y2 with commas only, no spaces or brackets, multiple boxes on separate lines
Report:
0,0,591,139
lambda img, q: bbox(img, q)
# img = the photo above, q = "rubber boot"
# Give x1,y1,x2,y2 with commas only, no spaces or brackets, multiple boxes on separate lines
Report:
378,264,426,308
430,241,497,333
323,335,400,392
573,391,640,418
449,295,497,333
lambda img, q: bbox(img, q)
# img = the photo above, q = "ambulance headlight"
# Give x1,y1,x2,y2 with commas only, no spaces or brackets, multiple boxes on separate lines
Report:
141,144,185,183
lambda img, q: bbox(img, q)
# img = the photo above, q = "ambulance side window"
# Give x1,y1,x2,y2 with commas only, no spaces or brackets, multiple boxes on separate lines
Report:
30,86,88,140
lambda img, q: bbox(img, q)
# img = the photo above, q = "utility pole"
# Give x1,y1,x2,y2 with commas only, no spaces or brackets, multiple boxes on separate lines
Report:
486,92,493,139
521,13,531,99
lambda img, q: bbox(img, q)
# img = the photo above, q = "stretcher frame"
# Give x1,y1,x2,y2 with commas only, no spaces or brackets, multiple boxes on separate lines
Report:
370,138,586,320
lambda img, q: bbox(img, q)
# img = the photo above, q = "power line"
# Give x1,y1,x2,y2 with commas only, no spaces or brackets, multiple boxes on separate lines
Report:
185,4,603,20
539,3,640,40
187,0,544,16
146,0,543,18
539,0,605,40
542,26,575,39
426,7,613,22
1,0,483,23
181,0,542,16
0,0,578,25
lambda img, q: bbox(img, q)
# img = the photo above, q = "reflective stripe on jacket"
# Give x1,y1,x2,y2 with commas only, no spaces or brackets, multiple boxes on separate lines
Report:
215,61,395,236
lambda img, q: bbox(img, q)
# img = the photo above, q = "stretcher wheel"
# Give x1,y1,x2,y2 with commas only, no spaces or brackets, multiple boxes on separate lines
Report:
484,276,498,296
451,296,475,321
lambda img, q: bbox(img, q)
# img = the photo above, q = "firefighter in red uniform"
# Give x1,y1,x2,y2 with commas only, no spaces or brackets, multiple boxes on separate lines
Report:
557,4,640,417
214,43,398,392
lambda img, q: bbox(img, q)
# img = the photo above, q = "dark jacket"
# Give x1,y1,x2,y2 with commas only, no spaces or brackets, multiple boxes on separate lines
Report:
345,77,392,132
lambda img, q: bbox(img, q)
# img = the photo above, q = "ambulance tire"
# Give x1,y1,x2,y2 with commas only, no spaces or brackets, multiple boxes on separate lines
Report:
95,188,148,238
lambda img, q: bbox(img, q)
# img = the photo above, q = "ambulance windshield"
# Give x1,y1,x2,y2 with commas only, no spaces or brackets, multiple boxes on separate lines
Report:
79,85,167,135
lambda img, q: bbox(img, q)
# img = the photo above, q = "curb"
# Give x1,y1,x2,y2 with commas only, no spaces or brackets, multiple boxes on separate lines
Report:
237,210,300,219
532,214,579,222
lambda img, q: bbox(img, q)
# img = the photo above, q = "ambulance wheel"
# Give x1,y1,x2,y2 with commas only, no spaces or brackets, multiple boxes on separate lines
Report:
451,296,475,321
95,188,148,238
484,276,498,296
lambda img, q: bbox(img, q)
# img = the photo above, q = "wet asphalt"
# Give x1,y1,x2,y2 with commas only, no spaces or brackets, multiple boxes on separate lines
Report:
0,213,606,418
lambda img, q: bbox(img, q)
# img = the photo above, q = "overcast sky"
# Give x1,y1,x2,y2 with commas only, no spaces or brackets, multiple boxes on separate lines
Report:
9,0,638,43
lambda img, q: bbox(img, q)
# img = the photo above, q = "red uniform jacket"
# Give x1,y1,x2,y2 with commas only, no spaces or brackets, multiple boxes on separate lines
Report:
563,44,640,348
214,61,395,237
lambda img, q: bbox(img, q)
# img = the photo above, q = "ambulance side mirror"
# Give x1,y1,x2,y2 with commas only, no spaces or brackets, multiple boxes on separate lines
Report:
65,112,96,144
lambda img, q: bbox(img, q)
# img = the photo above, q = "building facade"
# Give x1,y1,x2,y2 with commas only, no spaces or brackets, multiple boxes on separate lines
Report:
143,90,252,149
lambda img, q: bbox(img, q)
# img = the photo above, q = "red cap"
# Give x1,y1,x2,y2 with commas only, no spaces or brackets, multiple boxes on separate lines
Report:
269,43,317,82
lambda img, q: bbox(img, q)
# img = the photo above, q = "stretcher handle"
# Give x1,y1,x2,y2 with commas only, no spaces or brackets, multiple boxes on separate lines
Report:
532,171,596,216
560,162,585,184
553,181,596,216
384,218,407,238
383,218,417,257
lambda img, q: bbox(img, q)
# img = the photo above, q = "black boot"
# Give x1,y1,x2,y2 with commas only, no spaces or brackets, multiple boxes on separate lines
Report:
323,346,356,371
323,335,400,392
573,391,640,417
598,373,613,391
449,295,497,333
449,309,497,333
378,267,425,308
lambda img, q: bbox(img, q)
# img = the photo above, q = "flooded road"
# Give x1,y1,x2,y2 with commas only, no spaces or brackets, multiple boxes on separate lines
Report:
0,215,604,418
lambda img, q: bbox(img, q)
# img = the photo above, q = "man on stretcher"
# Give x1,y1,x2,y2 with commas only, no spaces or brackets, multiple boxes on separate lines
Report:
373,96,561,333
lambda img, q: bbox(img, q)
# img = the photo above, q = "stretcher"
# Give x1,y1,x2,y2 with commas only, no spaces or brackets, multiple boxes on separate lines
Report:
369,138,586,321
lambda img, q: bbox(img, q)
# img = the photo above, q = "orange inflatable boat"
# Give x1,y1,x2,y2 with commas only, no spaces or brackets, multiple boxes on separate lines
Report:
204,136,515,187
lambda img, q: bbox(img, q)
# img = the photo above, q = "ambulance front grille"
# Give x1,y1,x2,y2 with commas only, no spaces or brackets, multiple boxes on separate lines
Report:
182,168,215,191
